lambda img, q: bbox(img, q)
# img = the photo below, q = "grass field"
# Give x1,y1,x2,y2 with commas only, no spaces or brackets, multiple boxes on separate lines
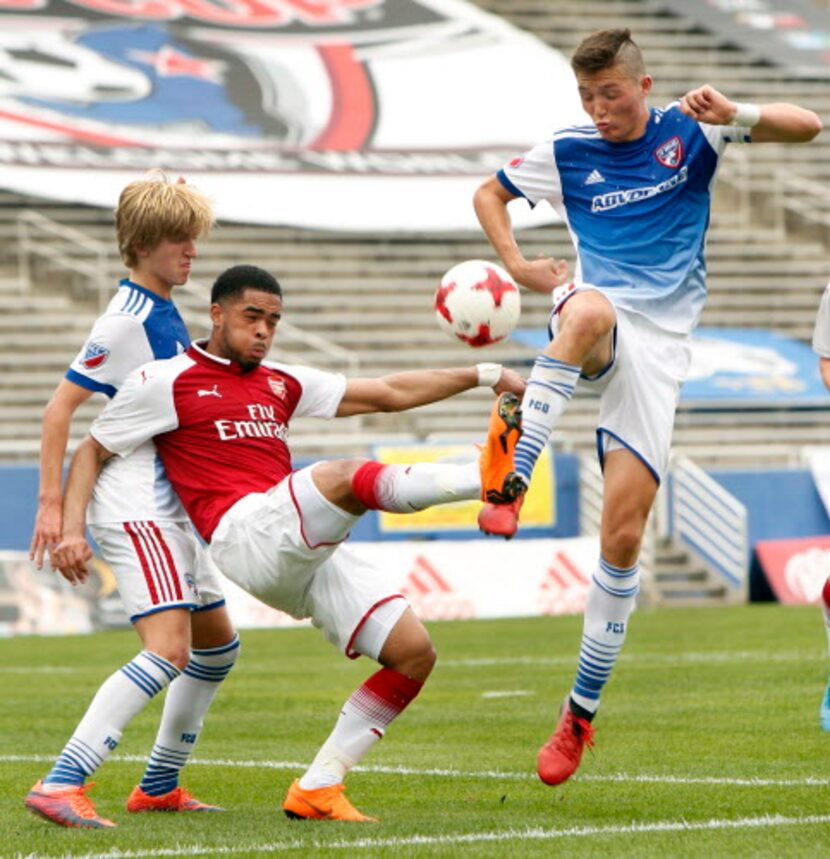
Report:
2,603,829,857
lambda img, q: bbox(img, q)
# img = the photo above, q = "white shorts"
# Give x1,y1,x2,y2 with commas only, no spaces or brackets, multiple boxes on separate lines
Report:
90,520,226,622
551,288,692,482
209,465,407,659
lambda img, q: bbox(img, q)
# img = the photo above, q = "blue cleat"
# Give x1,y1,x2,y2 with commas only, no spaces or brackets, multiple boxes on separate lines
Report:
821,677,830,732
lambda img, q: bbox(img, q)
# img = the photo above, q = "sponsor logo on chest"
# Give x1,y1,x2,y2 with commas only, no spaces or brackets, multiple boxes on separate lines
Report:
214,403,288,442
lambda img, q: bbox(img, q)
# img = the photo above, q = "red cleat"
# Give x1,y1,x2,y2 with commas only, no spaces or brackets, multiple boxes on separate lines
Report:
537,701,595,786
24,780,117,829
126,785,223,812
479,392,523,504
478,494,525,539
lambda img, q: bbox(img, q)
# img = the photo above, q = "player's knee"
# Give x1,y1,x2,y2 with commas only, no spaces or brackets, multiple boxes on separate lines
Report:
386,633,436,682
566,304,615,347
149,643,192,671
602,523,643,566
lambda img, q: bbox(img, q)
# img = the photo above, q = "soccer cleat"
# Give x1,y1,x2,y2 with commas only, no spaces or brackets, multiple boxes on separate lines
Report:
479,392,524,504
282,779,378,822
24,780,117,829
537,699,595,786
478,494,525,539
126,785,224,813
821,677,830,731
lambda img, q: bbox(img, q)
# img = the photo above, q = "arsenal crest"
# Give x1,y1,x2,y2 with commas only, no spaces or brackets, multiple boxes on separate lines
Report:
655,136,684,168
268,377,287,399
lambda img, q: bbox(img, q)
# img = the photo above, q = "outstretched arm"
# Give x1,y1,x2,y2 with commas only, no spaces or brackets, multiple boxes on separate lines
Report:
336,364,526,417
51,435,114,585
474,176,569,294
679,84,822,142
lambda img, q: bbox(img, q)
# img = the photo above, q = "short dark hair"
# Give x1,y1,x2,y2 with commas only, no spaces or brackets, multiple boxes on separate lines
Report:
211,264,282,304
571,28,645,78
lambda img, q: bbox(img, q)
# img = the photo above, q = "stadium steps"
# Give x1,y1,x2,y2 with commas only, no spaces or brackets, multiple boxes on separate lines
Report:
652,538,731,605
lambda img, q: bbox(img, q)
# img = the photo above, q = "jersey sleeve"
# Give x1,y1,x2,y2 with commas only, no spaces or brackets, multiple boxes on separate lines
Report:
813,284,830,357
697,120,751,155
265,362,347,418
497,140,562,207
90,360,180,457
67,313,153,398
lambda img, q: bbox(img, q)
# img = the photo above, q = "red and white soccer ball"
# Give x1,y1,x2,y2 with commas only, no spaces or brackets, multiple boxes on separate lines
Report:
434,260,521,348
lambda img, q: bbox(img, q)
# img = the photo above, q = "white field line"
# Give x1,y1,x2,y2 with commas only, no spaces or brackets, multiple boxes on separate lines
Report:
0,648,819,675
480,690,535,698
13,813,830,859
2,754,827,788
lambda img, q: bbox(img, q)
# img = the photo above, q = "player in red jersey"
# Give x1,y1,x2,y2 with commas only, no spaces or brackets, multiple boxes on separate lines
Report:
53,263,525,822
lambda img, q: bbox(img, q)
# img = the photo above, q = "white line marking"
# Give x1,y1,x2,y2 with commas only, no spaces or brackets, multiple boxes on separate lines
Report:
3,754,826,787
19,814,830,858
440,649,822,668
1,648,821,677
481,690,535,698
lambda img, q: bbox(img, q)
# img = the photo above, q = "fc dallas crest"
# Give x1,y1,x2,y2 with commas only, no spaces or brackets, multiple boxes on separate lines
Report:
655,135,684,168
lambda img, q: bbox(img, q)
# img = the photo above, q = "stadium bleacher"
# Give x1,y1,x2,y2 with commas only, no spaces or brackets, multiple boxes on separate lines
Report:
1,0,829,473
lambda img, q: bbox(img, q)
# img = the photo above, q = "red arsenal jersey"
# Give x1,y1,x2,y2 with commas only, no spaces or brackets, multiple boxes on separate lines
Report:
91,342,346,540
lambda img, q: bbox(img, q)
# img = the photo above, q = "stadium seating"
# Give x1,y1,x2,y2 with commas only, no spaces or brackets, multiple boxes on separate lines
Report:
1,0,829,472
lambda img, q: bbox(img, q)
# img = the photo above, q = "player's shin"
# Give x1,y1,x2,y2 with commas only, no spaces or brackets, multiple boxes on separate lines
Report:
514,355,580,486
570,558,640,717
137,634,240,797
41,652,180,789
351,460,480,512
299,668,424,790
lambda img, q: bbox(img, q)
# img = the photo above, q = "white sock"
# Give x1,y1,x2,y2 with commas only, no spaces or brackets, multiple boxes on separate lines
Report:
514,355,580,485
355,460,480,512
570,558,639,715
299,668,422,790
138,634,240,796
42,651,179,789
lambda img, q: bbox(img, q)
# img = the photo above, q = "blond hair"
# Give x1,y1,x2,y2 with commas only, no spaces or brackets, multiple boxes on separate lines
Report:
115,170,215,267
571,28,646,80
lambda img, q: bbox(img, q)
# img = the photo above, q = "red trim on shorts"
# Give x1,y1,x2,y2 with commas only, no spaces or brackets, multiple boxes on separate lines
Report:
823,576,830,609
135,522,173,601
148,521,183,600
288,471,351,550
345,594,406,660
123,521,159,605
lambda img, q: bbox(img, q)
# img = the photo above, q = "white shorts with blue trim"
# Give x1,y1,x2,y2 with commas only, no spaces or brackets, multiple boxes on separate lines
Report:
208,465,407,659
550,288,691,483
90,519,226,622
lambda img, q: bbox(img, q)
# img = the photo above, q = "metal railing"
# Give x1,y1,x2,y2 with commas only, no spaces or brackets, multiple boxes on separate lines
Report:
14,209,361,375
670,454,749,598
17,209,110,309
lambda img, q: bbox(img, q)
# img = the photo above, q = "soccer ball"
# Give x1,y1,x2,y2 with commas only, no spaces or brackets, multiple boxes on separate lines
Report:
434,260,521,348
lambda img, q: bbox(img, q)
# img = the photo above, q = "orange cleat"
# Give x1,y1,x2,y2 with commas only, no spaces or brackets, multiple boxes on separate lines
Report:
478,494,525,539
282,779,378,822
479,392,524,504
126,785,223,813
24,780,117,829
537,700,595,786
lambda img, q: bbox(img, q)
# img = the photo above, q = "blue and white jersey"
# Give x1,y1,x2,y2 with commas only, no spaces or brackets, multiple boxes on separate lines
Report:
67,278,190,525
498,103,751,334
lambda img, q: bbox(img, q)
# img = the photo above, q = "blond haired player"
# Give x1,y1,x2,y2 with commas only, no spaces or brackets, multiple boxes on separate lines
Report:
26,173,240,828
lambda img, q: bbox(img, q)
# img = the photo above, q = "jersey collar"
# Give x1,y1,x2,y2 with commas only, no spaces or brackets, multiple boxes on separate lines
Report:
119,278,174,304
187,340,250,376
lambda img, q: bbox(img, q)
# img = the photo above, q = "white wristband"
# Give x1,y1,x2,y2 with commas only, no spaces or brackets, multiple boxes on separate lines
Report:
476,362,502,388
731,102,761,127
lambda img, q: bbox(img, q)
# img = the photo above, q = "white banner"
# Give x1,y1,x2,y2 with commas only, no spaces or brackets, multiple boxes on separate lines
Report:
0,0,585,231
218,537,599,628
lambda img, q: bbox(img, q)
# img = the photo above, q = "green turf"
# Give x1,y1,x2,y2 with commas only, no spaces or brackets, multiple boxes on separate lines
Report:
2,604,829,857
